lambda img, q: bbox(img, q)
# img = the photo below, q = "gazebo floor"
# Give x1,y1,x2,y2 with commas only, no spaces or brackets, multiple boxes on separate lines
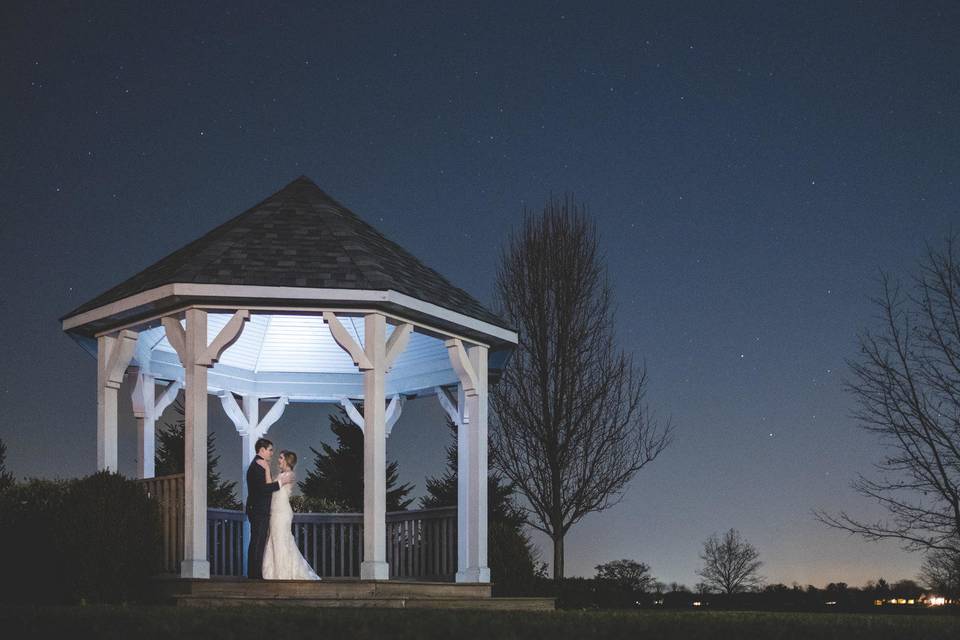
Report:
151,577,555,611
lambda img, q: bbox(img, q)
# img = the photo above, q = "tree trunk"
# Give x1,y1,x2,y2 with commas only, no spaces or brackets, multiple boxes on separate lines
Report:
552,532,565,580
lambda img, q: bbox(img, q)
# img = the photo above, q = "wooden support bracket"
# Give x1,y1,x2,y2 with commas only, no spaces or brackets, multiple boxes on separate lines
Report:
324,312,373,370
199,310,250,366
163,309,249,367
445,338,478,397
105,330,138,389
385,323,413,371
385,394,404,437
161,316,187,364
340,397,365,432
435,385,466,426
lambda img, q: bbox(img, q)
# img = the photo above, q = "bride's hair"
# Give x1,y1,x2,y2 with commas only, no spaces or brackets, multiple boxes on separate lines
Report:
280,450,297,469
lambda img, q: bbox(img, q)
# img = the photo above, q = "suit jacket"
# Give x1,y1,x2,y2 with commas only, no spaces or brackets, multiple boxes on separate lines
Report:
245,455,280,516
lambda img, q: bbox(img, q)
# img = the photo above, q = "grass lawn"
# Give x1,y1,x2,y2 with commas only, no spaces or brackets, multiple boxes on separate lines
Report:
2,606,958,640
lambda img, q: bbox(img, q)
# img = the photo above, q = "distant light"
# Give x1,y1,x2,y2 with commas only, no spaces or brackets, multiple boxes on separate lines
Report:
825,601,836,606
928,596,947,606
693,601,702,607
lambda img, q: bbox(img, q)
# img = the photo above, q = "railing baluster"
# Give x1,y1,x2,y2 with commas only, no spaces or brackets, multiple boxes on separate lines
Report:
348,522,353,577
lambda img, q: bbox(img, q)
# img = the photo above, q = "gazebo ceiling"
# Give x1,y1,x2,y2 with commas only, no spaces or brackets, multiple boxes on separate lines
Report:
134,312,467,401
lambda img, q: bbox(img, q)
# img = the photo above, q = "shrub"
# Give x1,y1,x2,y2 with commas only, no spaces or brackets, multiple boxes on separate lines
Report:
489,519,546,596
0,478,73,603
61,471,162,603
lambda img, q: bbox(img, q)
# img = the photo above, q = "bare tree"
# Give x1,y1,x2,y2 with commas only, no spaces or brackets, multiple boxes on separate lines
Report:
697,528,763,594
491,196,671,579
816,237,960,558
919,545,960,597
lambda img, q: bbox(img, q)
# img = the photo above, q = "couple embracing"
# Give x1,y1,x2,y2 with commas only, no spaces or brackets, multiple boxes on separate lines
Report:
245,437,320,580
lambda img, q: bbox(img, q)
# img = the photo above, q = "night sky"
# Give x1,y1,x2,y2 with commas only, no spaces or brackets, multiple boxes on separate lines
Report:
2,1,958,588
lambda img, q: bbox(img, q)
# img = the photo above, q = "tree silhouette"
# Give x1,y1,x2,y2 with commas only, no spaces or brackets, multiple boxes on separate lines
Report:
920,546,960,597
697,528,763,594
491,196,672,579
594,559,657,593
0,438,14,491
816,236,960,563
299,406,414,512
154,399,240,509
420,419,543,591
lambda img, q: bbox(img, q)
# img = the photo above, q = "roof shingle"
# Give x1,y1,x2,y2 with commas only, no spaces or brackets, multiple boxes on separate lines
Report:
64,177,509,329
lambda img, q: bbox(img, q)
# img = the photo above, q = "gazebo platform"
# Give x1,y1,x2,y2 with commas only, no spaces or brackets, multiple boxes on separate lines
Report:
152,577,555,610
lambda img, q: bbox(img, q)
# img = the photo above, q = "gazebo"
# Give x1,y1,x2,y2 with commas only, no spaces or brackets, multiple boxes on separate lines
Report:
60,177,517,588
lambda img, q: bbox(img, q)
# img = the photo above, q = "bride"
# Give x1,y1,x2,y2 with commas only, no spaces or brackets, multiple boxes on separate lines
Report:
261,450,321,580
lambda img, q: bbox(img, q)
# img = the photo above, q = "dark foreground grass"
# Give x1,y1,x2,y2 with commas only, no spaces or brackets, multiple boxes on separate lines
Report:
2,606,958,640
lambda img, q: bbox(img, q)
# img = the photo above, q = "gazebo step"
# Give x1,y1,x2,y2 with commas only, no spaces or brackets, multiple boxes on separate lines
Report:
172,594,556,611
153,578,493,601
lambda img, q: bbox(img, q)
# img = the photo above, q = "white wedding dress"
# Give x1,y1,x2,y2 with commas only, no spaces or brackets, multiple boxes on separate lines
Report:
262,472,321,580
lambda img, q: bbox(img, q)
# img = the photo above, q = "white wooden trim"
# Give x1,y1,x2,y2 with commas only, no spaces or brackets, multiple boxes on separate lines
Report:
63,283,518,345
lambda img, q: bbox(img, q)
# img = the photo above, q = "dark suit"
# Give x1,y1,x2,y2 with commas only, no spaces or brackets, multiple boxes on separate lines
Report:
245,455,280,579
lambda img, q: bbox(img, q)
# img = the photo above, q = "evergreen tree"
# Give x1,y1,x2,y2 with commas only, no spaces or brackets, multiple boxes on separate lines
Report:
299,406,414,511
0,438,14,491
421,420,544,594
155,399,240,509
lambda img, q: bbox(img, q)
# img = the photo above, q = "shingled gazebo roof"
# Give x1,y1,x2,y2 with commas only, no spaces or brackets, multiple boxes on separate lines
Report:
62,177,514,349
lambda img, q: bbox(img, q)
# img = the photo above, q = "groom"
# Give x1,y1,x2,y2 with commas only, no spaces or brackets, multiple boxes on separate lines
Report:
246,438,291,579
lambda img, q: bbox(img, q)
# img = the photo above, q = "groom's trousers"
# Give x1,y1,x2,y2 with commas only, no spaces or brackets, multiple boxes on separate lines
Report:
247,511,270,579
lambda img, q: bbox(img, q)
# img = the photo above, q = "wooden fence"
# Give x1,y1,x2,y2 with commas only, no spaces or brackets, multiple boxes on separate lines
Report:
140,475,457,579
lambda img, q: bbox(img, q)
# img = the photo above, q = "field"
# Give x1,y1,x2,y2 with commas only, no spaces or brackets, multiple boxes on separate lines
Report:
2,606,958,640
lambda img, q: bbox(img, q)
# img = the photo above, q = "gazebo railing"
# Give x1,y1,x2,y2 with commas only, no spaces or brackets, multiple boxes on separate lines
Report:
206,507,458,579
138,474,184,574
141,475,457,579
208,508,245,577
387,507,457,579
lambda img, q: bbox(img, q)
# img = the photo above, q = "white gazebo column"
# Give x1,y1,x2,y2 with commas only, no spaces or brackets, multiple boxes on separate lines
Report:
131,373,182,479
324,312,411,580
446,339,490,583
361,313,389,579
96,330,137,472
131,373,155,478
467,343,490,582
164,308,249,579
239,395,258,577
